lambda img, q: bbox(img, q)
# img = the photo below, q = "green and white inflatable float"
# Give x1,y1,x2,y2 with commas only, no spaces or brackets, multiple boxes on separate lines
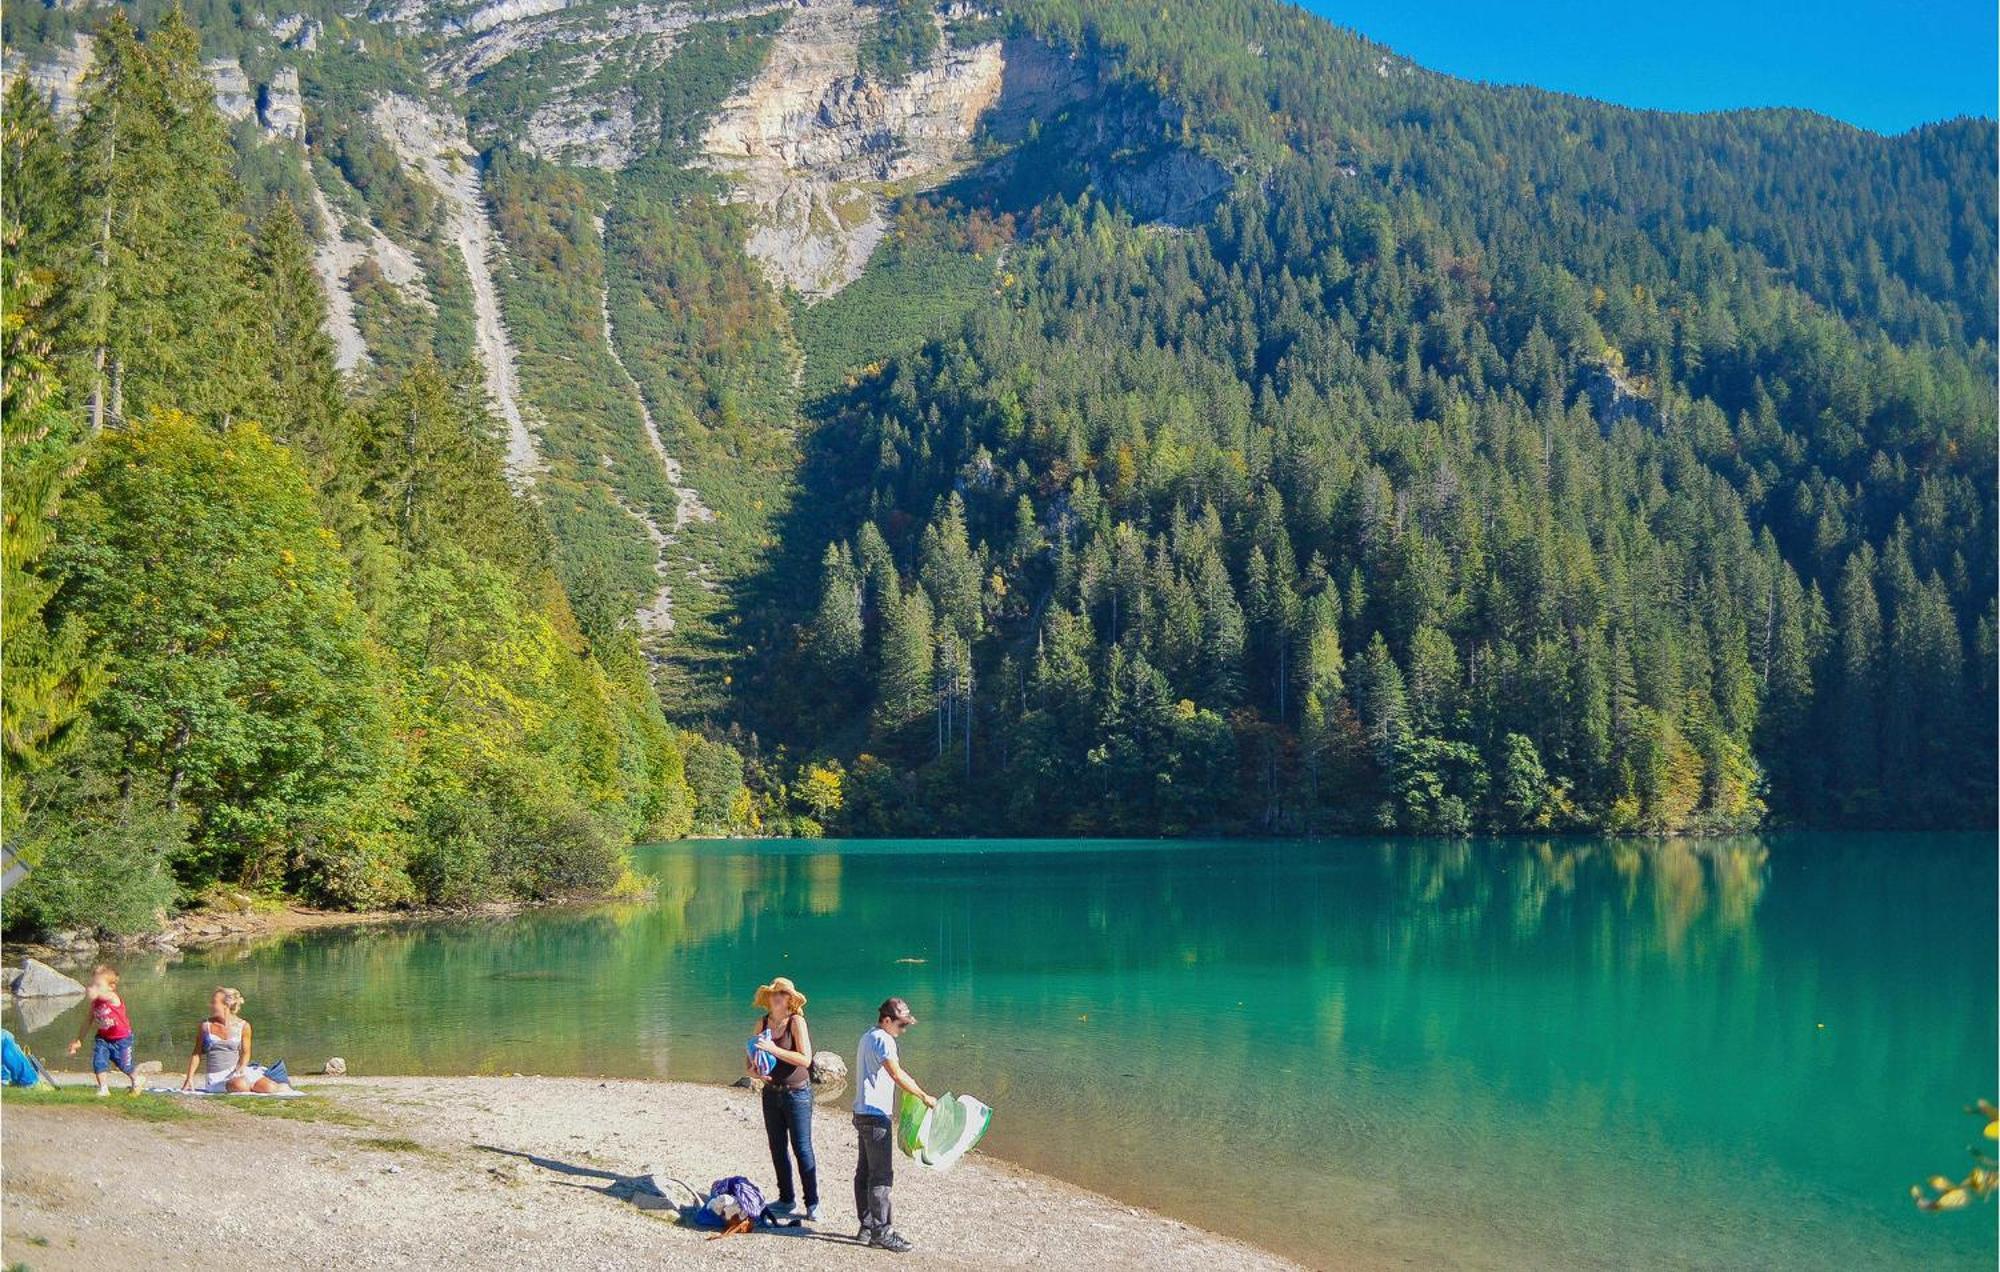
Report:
897,1089,993,1170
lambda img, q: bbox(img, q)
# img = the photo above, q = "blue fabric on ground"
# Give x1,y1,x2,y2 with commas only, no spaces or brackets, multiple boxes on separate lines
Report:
1,1030,38,1087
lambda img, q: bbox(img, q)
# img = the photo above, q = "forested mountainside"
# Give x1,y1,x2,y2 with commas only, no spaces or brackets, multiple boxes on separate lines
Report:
2,0,1993,928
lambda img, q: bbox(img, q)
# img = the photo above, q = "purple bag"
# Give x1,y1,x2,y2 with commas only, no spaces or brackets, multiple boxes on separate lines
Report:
709,1175,767,1220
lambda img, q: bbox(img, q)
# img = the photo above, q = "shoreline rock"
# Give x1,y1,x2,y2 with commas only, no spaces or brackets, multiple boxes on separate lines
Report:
809,1049,847,1085
9,958,85,999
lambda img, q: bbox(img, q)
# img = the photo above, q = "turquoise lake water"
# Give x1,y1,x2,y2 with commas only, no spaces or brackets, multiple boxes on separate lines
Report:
13,835,1995,1268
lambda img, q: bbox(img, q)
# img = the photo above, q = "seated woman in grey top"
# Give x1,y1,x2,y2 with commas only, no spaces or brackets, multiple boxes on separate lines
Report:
179,987,293,1094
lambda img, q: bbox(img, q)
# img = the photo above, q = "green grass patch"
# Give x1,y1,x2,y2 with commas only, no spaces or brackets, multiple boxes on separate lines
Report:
231,1096,371,1127
355,1135,426,1153
1,1086,196,1122
793,216,1002,402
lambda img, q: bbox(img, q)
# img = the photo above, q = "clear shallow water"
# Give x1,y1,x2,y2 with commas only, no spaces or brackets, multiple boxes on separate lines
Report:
14,835,1994,1268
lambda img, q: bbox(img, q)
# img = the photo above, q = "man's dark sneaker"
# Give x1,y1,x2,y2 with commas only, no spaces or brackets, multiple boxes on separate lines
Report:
869,1231,914,1253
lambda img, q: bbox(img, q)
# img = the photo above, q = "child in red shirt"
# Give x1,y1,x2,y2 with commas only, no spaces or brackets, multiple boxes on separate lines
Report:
68,965,139,1096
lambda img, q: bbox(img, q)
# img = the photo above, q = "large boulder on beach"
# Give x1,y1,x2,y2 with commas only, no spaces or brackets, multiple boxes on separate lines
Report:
10,958,85,998
810,1050,847,1085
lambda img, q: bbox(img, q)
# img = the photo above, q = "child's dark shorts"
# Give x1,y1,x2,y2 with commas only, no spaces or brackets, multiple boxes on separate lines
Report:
92,1035,135,1075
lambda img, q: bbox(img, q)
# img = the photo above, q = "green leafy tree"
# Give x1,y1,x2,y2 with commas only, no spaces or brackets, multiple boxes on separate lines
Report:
1498,733,1552,830
1,225,104,832
58,411,391,887
684,736,747,833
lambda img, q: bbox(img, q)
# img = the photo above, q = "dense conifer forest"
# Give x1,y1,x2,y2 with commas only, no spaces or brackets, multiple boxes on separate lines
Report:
749,1,1997,836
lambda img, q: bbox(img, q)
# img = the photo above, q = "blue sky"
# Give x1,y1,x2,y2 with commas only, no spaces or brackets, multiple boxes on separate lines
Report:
1303,0,1997,133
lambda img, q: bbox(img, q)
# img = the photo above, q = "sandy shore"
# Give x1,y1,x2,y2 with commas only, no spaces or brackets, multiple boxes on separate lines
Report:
1,1075,1298,1271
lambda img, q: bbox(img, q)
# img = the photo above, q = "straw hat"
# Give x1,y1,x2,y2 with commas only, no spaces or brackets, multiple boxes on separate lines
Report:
753,976,807,1010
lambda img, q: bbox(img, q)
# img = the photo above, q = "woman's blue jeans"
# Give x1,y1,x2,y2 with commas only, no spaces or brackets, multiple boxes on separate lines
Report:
761,1082,818,1207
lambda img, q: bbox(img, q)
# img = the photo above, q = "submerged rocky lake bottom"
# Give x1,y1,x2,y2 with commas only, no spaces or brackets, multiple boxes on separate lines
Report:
15,835,1995,1268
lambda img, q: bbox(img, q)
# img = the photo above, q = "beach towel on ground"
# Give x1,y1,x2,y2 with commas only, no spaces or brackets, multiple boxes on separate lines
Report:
147,1083,305,1098
169,1057,291,1092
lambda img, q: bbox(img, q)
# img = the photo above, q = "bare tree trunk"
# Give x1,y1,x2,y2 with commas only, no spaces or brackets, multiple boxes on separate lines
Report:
117,736,136,807
88,112,115,436
89,344,108,434
163,719,191,812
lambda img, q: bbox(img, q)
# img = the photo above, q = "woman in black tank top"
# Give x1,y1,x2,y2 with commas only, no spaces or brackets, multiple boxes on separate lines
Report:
749,977,818,1218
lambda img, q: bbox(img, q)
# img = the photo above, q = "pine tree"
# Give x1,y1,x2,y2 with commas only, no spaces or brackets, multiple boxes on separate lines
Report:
1886,573,1967,823
810,541,864,687
253,199,394,601
1193,547,1245,706
359,361,539,569
1352,633,1410,769
1406,624,1460,734
255,199,352,473
874,585,935,740
1831,547,1883,818
66,11,266,431
918,493,981,641
1757,563,1817,811
1295,590,1345,801
2,80,71,282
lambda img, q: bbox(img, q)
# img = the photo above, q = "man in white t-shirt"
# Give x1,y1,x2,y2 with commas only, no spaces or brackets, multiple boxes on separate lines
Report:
852,996,935,1252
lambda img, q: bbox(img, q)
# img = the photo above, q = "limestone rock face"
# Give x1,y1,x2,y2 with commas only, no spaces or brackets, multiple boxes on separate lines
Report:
429,0,773,167
206,58,256,123
1588,359,1657,431
701,0,1013,298
455,0,572,37
1,33,96,118
260,67,304,141
5,0,1200,309
270,13,324,51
